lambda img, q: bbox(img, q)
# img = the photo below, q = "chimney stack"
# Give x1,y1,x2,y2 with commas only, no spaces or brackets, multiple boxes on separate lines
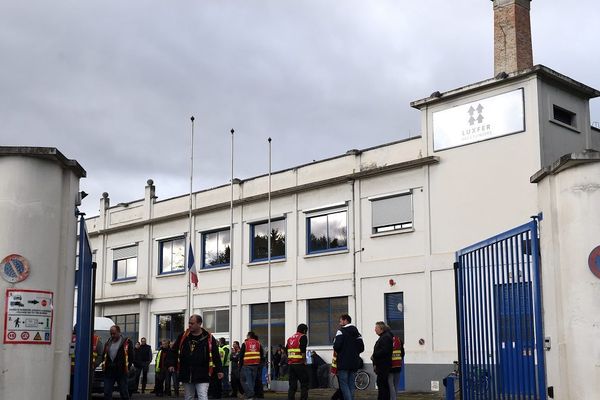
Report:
493,0,533,76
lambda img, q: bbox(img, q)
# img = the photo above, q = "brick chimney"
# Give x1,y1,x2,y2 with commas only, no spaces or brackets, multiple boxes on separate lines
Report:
493,0,533,76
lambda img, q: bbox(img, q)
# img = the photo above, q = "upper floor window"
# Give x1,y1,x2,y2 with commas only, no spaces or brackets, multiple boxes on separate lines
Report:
552,105,577,128
203,229,230,269
250,218,286,262
159,237,186,274
307,210,347,254
370,192,413,234
113,245,137,281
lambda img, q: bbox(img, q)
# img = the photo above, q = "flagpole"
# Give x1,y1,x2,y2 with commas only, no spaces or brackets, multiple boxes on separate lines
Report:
229,128,234,379
187,116,195,319
267,137,272,389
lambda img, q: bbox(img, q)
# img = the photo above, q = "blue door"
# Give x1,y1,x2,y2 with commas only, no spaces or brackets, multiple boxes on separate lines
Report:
385,292,405,391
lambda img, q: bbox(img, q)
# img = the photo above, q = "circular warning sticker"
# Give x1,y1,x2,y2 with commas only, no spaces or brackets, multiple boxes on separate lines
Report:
21,332,30,340
588,245,600,279
1,254,30,283
7,331,16,340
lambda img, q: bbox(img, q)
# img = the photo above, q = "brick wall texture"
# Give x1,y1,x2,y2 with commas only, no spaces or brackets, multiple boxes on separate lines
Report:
493,0,533,75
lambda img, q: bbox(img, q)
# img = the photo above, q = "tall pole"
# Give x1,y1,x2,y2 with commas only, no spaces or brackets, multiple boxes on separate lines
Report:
267,137,272,389
187,116,195,319
229,128,235,379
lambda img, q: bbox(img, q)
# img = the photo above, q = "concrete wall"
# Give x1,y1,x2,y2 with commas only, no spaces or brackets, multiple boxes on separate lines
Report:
536,160,600,399
0,154,81,400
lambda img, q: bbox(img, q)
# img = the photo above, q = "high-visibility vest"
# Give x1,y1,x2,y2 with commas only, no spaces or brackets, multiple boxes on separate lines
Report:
71,334,100,371
243,338,261,365
331,351,338,375
391,336,403,369
103,337,130,374
286,332,305,364
177,329,216,376
220,344,230,366
155,349,163,372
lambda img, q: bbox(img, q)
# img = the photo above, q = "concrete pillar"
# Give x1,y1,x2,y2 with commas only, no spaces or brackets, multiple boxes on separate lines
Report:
493,0,533,75
535,154,600,399
0,147,85,400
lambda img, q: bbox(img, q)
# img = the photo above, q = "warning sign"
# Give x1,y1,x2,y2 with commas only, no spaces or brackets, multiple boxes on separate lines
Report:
4,289,53,345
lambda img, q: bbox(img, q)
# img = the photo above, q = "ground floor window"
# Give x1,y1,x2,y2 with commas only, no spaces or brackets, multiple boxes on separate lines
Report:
105,313,139,343
308,296,348,346
384,292,404,340
156,313,185,348
250,302,285,351
202,309,230,336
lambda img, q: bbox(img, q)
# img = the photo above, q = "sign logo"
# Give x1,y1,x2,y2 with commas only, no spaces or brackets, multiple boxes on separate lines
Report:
468,104,484,126
7,331,16,340
587,245,600,279
21,332,30,340
1,254,30,283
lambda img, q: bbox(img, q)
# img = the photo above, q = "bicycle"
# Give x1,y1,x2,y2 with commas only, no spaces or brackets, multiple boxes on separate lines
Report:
330,368,371,391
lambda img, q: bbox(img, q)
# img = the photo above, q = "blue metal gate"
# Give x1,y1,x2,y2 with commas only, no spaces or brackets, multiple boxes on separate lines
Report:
455,219,546,399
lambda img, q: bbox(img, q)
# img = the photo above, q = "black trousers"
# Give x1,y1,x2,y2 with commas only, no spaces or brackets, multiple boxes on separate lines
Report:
288,364,309,400
376,370,390,400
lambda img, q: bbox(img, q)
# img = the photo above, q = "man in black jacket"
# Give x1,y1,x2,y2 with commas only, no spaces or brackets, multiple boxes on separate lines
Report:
134,337,153,393
171,314,223,400
332,314,364,400
371,322,393,400
103,325,135,400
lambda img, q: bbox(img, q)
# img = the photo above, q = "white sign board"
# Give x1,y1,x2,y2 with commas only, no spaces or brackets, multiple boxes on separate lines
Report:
4,289,53,344
433,88,525,151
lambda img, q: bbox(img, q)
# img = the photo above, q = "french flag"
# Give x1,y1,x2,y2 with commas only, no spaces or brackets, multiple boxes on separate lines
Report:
188,244,198,288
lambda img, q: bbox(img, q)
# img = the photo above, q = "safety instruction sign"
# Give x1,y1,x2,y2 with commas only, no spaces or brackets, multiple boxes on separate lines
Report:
4,289,53,344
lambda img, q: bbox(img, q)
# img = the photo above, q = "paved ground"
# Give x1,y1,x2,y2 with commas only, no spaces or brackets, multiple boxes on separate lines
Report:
94,388,443,399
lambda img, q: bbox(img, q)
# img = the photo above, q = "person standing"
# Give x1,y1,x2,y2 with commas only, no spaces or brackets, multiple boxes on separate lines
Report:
371,322,393,400
172,314,223,400
271,345,282,380
102,325,134,400
154,339,171,397
229,341,243,398
219,338,231,396
135,337,153,393
286,323,309,400
239,331,264,400
388,333,405,400
332,314,364,400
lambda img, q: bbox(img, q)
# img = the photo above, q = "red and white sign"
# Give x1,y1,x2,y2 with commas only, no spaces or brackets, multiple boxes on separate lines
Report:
3,289,53,345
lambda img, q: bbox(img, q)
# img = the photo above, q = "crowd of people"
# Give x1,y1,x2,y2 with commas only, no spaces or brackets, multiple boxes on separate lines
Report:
81,313,404,400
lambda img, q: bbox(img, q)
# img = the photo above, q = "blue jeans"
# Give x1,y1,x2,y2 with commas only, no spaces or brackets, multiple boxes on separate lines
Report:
241,365,259,399
337,370,356,400
103,371,129,399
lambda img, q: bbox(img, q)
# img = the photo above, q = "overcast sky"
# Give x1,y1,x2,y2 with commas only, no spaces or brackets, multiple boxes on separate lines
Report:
2,0,599,216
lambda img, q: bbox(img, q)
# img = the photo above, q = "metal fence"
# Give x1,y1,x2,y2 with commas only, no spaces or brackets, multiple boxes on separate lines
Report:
455,219,546,399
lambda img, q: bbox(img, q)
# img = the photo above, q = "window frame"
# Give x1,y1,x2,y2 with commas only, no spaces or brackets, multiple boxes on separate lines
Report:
158,236,186,275
202,308,230,335
306,209,348,255
249,218,286,262
370,191,414,235
250,302,286,349
105,313,139,343
155,312,185,349
307,296,349,346
201,228,231,269
112,245,138,282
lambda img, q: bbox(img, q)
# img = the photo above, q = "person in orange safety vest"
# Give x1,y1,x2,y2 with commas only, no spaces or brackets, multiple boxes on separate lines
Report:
239,331,264,400
286,323,309,400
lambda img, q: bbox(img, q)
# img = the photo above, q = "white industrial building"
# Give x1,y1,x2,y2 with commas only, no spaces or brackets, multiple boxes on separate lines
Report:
83,0,600,395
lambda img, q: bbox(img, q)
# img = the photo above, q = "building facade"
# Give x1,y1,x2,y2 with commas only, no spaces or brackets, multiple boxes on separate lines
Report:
85,1,600,392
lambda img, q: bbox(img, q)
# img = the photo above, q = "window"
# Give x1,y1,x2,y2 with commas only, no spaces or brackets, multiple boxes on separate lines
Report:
112,245,138,281
250,219,286,262
159,237,186,274
202,229,231,268
250,302,285,349
553,105,576,128
307,210,347,254
106,313,139,343
308,297,348,346
384,292,404,342
203,309,229,334
156,313,185,348
370,192,413,234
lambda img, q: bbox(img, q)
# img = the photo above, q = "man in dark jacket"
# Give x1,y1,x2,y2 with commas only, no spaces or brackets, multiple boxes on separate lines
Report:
103,325,135,400
333,314,364,400
371,322,393,400
171,314,223,400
